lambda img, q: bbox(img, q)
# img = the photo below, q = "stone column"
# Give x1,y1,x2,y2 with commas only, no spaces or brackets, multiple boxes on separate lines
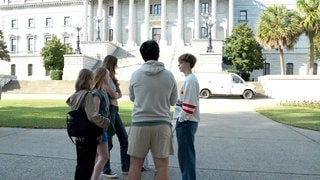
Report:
127,0,135,47
194,0,200,39
228,0,234,36
83,0,88,41
211,0,217,39
177,0,184,46
142,0,150,43
88,1,93,41
113,0,119,45
159,0,167,46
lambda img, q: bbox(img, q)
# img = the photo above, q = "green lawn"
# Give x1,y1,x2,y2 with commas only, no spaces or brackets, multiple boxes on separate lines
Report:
0,100,133,129
255,106,320,131
1,100,319,132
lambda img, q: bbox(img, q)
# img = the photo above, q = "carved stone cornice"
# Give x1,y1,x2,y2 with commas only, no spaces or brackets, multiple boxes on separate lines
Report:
0,0,83,9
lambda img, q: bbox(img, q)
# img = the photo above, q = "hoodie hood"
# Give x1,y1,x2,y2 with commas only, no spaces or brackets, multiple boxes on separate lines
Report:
141,60,165,76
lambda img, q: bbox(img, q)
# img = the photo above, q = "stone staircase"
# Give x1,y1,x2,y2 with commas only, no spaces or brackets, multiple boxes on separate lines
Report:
2,80,76,95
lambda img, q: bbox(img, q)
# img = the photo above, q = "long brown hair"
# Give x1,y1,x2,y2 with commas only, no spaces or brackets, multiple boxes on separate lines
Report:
93,67,109,91
75,68,93,91
102,55,120,92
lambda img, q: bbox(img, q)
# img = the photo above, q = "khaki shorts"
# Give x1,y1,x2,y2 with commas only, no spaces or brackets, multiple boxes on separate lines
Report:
127,124,174,158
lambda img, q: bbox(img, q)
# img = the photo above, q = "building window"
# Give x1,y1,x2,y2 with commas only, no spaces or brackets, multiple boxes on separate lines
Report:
263,63,270,75
28,18,35,28
11,19,18,29
28,64,33,76
46,17,52,27
150,4,161,15
63,36,70,44
239,10,247,22
152,28,161,43
64,16,71,26
45,35,52,42
11,64,16,76
27,37,34,52
109,29,113,41
286,63,294,75
314,63,318,75
201,3,209,14
201,27,207,38
109,6,114,16
10,38,17,52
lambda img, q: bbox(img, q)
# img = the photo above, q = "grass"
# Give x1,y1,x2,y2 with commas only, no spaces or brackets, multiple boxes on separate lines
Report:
255,105,320,131
1,99,320,132
0,100,133,129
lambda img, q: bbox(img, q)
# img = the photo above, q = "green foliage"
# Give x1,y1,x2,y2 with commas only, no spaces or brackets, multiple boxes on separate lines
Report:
223,22,263,76
256,5,302,74
297,0,320,74
40,36,73,73
0,30,10,61
50,70,63,80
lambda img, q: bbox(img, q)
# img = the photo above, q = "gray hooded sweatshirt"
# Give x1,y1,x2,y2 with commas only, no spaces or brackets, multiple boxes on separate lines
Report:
129,60,178,126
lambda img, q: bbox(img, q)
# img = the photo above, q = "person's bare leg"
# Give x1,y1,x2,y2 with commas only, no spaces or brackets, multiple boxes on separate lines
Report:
128,156,144,180
153,157,169,180
91,143,109,180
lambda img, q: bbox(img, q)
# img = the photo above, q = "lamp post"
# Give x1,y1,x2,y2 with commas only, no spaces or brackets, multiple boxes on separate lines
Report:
202,13,215,53
94,16,102,41
74,24,82,54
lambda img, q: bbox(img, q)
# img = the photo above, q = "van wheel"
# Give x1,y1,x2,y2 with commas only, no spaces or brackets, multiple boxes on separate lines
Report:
200,89,210,98
242,90,253,99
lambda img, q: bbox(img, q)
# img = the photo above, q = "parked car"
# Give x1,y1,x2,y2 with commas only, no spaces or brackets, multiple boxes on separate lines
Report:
194,72,256,99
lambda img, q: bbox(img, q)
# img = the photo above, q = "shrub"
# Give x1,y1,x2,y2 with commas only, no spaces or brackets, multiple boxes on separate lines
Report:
50,70,63,80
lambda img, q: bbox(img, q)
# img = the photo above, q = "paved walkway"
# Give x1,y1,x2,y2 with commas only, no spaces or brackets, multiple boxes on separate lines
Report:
1,95,320,180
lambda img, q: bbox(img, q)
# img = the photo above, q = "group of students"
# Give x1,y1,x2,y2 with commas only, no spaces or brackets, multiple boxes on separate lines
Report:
67,40,200,180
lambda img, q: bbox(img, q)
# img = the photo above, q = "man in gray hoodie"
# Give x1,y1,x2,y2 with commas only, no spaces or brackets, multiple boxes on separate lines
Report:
128,40,178,180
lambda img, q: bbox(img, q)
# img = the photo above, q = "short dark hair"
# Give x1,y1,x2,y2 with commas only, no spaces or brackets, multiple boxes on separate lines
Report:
178,53,197,68
139,40,160,62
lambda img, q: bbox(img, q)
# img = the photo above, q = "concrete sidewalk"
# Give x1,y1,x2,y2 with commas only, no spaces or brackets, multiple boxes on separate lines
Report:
1,97,320,180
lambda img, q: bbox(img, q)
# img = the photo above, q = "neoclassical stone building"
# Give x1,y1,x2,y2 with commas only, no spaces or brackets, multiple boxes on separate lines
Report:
0,0,317,81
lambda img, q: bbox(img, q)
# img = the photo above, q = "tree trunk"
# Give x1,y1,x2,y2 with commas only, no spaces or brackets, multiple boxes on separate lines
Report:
279,48,285,75
309,34,315,75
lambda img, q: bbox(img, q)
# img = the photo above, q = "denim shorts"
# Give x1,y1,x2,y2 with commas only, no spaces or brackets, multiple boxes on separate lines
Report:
100,129,108,144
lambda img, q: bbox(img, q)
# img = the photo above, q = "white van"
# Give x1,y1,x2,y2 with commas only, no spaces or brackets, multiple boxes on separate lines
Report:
194,72,256,99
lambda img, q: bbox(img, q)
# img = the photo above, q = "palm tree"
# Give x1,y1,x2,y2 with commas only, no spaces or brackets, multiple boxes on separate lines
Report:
297,0,320,75
256,5,302,75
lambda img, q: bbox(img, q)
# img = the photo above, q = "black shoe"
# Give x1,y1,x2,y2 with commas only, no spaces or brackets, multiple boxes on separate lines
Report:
102,170,118,179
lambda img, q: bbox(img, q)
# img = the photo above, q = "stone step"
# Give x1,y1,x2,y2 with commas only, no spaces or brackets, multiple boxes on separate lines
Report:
2,80,75,94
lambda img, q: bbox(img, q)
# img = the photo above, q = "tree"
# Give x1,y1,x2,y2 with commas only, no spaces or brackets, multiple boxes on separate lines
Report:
256,5,302,75
0,30,10,61
40,36,72,79
297,0,320,75
314,35,320,61
223,22,263,79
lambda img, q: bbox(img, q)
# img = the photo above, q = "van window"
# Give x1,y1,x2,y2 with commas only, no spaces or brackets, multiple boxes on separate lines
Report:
232,75,243,84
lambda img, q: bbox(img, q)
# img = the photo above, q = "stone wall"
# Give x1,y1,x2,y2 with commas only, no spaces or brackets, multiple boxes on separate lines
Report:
258,75,320,100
